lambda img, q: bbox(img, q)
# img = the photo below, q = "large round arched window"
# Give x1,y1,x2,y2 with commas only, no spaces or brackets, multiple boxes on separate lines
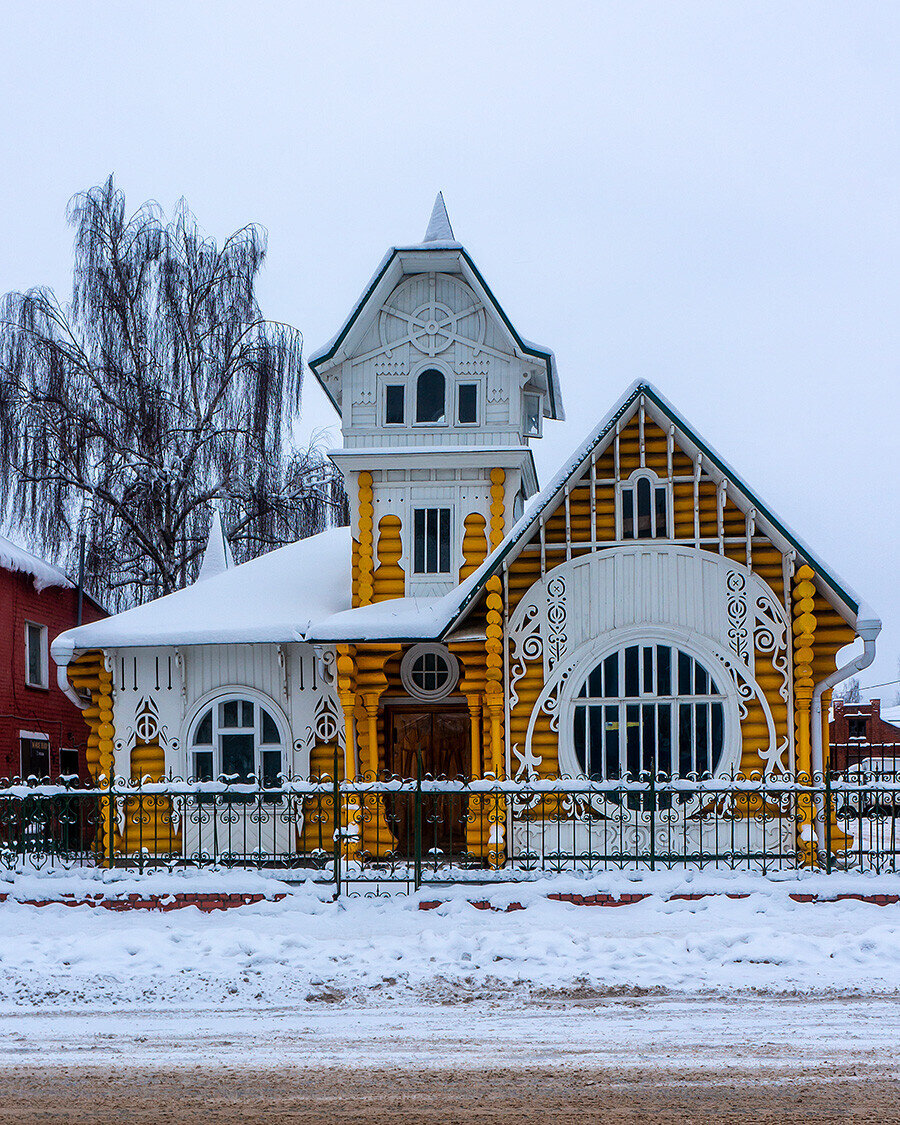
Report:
572,643,726,779
190,697,284,787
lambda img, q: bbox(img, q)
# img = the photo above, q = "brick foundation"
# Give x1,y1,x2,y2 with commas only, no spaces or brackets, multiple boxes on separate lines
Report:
0,889,898,912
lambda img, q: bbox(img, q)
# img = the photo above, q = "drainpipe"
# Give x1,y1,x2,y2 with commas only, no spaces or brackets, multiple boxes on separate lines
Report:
810,614,881,856
52,640,90,711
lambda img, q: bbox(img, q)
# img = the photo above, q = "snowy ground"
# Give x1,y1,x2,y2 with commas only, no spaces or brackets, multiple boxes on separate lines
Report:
2,875,900,1081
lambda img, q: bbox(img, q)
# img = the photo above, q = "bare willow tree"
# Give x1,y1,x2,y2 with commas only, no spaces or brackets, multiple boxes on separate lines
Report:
0,177,346,609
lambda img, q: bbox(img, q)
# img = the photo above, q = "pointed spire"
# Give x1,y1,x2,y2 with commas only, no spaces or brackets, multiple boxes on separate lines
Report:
423,192,455,242
196,506,234,583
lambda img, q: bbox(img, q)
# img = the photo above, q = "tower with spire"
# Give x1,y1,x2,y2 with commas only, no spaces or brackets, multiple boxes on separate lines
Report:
309,194,564,603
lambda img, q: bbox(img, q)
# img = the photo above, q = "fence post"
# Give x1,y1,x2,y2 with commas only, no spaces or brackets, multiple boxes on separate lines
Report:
333,747,341,898
107,759,116,870
414,748,423,892
648,772,656,872
824,769,832,875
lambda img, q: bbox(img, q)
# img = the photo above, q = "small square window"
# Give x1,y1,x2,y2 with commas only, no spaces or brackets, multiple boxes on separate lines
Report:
848,717,868,740
25,622,48,688
59,748,80,777
21,738,49,779
523,392,542,438
457,383,478,425
385,384,405,425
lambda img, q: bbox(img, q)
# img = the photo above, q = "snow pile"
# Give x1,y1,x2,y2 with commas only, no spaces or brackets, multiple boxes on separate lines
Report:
3,879,900,1013
0,534,72,592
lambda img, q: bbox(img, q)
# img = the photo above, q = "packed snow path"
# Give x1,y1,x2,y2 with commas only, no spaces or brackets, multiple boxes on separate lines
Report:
2,886,900,1078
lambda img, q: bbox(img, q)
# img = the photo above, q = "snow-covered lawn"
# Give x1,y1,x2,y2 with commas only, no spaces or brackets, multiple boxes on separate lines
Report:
4,874,900,1075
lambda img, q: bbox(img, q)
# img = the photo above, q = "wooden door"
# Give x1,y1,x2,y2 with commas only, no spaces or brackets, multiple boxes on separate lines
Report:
385,708,469,855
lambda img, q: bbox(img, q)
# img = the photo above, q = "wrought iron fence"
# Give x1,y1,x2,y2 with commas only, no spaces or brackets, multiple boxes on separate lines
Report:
2,769,900,892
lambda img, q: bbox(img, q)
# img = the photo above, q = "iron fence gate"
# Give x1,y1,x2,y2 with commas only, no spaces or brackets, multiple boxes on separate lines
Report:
3,766,900,892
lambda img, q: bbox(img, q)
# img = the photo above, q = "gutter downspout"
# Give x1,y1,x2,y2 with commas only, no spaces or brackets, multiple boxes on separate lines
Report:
810,615,881,857
53,640,90,711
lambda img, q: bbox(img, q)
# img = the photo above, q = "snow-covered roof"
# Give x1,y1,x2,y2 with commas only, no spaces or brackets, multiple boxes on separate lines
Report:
307,198,563,422
0,534,73,593
51,528,352,662
879,705,900,728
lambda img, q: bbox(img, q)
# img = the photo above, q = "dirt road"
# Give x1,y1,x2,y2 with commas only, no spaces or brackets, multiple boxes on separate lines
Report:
1,1063,898,1123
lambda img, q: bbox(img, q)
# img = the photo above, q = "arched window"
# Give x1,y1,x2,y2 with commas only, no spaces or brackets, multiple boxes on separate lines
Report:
415,369,446,423
619,471,669,539
190,697,284,788
572,644,726,780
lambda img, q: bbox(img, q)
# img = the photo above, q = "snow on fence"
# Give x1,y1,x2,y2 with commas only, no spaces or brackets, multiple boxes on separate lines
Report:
1,772,899,891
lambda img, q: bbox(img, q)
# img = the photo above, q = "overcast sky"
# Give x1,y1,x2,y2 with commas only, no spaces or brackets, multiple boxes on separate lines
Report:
1,2,898,698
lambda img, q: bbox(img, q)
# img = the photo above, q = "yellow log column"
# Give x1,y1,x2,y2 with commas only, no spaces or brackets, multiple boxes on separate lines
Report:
96,659,117,864
336,644,360,859
356,471,374,608
792,565,817,865
486,468,506,867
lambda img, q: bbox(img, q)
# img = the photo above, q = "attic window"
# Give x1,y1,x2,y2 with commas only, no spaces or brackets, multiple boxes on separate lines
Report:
416,369,445,424
620,472,669,540
385,384,405,425
523,392,542,437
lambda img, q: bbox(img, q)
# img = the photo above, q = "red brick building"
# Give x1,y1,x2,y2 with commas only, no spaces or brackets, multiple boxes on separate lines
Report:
0,537,104,781
830,699,900,773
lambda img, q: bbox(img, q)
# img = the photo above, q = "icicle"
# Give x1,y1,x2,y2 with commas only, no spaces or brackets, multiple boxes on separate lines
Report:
195,506,234,583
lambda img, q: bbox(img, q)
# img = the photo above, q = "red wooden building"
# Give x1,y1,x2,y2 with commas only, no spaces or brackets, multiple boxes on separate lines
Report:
830,699,900,773
0,536,104,781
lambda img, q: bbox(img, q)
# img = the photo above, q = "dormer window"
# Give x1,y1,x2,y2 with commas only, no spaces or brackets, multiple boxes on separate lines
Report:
523,392,542,437
620,471,669,539
457,383,478,425
416,369,445,424
385,384,405,425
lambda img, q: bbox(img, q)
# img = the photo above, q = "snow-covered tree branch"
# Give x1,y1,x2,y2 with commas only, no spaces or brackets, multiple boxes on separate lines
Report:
0,176,346,609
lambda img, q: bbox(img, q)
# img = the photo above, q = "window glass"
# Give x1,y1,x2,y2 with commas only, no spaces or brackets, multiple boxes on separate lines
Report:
222,734,254,780
413,508,451,574
261,709,280,744
523,392,541,437
385,384,405,425
21,738,49,778
620,474,669,540
191,699,283,788
193,750,214,781
26,623,46,687
573,644,726,783
416,369,445,423
59,748,80,777
457,383,477,424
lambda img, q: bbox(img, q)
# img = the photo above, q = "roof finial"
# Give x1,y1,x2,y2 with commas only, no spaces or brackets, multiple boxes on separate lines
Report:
423,192,454,242
195,505,234,583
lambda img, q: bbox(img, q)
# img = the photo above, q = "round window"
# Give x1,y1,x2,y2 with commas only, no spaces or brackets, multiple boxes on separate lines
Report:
400,644,459,702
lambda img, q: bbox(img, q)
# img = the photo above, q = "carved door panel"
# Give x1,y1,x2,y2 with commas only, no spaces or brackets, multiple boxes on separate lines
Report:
385,709,469,855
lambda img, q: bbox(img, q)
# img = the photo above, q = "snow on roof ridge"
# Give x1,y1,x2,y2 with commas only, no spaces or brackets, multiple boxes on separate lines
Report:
423,192,454,242
0,533,72,592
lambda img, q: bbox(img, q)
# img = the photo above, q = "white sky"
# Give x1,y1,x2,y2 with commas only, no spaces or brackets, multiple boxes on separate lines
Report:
1,2,898,698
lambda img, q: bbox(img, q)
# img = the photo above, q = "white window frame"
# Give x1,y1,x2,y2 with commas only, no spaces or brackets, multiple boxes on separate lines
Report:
455,379,481,427
616,468,672,541
400,644,460,702
24,621,49,689
187,692,287,787
411,505,453,576
522,391,542,438
381,379,408,427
